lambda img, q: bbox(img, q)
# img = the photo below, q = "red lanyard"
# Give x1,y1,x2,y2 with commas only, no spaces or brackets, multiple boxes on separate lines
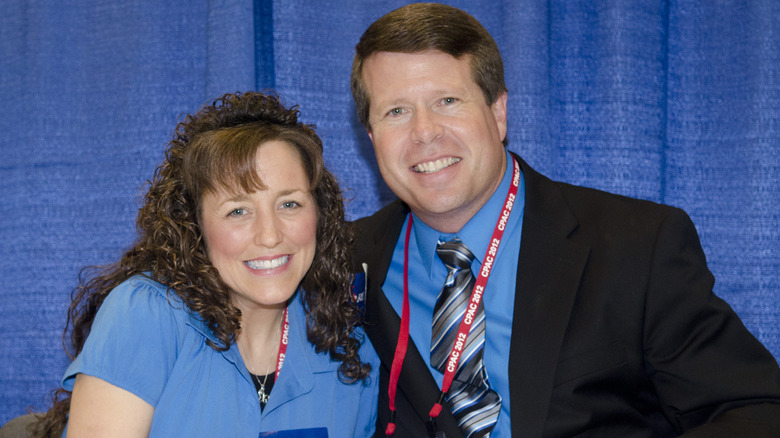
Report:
276,306,289,378
385,157,520,436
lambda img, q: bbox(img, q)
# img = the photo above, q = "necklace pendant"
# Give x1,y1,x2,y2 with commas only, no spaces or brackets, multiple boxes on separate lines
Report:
258,384,269,404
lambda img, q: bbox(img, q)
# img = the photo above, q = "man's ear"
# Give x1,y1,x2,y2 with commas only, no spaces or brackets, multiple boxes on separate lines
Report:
492,91,508,142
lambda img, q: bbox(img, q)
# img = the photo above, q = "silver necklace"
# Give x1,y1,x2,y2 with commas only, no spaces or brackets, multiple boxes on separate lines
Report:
253,372,271,405
249,312,284,405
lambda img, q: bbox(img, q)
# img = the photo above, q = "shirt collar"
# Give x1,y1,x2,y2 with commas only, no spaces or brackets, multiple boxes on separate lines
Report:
412,150,517,278
185,290,336,373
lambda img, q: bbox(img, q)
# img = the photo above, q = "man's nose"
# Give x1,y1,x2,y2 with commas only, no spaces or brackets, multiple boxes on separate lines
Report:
410,108,443,144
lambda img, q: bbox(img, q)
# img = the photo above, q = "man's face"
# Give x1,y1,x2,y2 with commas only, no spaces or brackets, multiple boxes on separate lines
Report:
362,50,508,233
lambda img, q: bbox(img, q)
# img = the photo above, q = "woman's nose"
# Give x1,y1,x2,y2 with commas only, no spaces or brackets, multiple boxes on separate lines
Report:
254,215,283,248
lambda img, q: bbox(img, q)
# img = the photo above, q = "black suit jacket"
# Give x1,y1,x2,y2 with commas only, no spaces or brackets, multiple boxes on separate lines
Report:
353,153,780,437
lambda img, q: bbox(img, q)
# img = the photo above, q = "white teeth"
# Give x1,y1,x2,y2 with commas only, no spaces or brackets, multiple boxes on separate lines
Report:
413,157,461,174
245,256,289,270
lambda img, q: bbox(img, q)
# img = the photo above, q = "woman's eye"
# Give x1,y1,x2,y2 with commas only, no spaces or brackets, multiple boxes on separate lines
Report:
228,208,245,217
281,201,301,209
388,107,405,116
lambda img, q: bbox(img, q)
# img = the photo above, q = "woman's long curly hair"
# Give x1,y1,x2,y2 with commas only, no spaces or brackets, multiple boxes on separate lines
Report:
31,91,369,437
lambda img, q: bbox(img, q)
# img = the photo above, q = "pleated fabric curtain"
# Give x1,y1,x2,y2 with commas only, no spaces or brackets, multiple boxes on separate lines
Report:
0,0,258,421
1,0,777,424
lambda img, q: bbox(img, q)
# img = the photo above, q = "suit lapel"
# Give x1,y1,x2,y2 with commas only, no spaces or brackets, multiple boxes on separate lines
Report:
508,155,590,437
362,201,405,368
361,202,462,437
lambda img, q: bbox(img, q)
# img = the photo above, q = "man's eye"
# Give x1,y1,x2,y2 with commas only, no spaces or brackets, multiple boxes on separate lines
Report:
388,108,404,116
442,97,457,104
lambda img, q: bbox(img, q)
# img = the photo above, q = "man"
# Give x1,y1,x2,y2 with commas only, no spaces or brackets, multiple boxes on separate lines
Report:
350,3,780,438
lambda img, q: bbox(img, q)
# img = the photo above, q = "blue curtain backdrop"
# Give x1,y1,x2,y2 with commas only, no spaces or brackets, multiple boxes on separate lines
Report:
1,0,778,423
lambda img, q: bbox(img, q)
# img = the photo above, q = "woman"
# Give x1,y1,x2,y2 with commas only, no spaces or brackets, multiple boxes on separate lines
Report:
31,91,378,437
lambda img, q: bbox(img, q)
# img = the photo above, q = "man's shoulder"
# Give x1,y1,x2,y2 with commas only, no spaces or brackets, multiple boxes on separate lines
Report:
519,156,687,241
353,199,408,234
351,200,408,268
554,179,680,223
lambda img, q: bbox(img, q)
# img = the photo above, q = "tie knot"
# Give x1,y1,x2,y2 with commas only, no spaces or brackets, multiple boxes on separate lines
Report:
436,238,475,271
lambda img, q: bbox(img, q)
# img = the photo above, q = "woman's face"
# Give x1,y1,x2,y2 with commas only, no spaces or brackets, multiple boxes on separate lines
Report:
200,140,317,312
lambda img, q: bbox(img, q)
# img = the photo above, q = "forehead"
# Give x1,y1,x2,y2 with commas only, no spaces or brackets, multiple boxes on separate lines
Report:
209,140,309,196
362,50,476,97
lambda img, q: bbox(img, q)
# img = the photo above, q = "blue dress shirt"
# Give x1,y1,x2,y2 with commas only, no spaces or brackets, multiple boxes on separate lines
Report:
383,150,525,436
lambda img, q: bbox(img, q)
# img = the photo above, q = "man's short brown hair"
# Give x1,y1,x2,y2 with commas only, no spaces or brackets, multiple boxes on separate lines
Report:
351,2,507,129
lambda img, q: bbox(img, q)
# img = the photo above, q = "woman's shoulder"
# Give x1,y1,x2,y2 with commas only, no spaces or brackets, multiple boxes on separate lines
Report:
113,274,169,294
96,274,188,327
62,276,194,404
107,274,181,302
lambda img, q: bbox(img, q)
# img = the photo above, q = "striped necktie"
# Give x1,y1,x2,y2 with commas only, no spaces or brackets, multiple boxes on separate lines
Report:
431,238,501,437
